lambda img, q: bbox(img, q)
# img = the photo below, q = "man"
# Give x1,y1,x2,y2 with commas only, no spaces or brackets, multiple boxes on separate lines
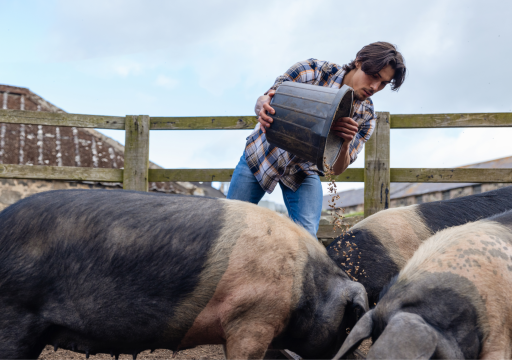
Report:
227,42,406,237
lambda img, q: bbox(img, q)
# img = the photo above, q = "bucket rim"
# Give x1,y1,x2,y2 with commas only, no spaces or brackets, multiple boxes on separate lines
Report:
316,84,354,172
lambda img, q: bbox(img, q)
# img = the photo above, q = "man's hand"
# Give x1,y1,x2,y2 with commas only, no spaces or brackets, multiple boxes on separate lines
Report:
330,117,358,142
254,90,276,134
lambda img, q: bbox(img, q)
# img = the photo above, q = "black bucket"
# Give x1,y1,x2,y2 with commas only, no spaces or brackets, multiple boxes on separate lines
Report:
266,82,354,172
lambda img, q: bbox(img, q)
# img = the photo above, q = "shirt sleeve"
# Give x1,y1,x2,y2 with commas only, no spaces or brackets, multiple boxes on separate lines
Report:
348,99,377,164
267,58,335,92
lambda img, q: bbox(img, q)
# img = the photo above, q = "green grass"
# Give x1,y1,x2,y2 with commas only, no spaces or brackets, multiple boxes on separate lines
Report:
321,210,363,217
344,211,363,218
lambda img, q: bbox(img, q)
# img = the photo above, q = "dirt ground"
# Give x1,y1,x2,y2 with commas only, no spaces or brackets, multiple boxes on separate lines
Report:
355,339,371,358
39,345,225,360
39,339,372,359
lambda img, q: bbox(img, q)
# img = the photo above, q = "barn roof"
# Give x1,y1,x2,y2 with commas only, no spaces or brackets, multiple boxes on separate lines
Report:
0,84,220,196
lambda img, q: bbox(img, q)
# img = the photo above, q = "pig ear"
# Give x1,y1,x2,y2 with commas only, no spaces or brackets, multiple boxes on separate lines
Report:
347,282,369,314
367,312,438,360
332,310,374,360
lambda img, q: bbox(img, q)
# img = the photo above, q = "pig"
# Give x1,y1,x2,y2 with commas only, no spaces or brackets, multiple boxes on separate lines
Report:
327,185,512,306
0,189,367,360
332,209,512,360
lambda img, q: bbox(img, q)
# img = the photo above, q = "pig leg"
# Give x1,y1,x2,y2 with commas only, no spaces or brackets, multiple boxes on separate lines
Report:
480,330,512,360
224,322,274,360
0,311,46,359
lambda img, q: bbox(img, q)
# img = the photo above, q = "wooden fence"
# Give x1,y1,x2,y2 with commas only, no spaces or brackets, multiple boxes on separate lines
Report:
1,109,512,239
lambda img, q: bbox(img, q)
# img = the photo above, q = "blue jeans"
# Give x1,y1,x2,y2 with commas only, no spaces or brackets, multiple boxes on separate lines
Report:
227,154,323,238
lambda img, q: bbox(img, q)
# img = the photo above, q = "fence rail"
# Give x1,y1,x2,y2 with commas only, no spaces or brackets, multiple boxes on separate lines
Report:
391,113,512,128
0,164,123,182
391,168,512,183
0,109,125,129
1,108,511,229
2,165,510,185
150,116,258,130
3,109,512,129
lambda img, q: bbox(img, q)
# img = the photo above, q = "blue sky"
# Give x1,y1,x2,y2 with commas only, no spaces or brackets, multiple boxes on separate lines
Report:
2,0,512,205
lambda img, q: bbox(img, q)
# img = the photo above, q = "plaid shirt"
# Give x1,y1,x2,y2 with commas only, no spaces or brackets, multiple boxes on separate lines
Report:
245,58,376,194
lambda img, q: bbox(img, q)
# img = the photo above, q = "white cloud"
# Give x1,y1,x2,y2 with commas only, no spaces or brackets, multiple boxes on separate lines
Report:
400,1,464,66
69,56,151,79
45,0,264,61
135,92,158,106
114,61,143,77
155,74,178,89
43,0,512,105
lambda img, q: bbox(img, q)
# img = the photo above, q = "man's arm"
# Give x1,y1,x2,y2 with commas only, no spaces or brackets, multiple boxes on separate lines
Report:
330,117,359,175
332,142,352,175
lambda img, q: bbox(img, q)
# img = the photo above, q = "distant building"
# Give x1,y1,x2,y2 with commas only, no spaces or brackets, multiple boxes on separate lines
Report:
323,156,512,213
0,84,224,210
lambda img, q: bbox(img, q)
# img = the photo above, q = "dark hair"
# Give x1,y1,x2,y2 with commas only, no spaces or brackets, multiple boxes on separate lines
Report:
342,42,406,91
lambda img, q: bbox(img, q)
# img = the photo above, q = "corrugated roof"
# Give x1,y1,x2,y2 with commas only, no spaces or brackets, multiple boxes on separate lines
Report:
459,156,512,169
323,156,512,209
389,182,476,198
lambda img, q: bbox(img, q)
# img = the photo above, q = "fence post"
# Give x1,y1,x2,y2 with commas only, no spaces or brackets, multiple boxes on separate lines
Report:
123,115,150,191
364,112,390,218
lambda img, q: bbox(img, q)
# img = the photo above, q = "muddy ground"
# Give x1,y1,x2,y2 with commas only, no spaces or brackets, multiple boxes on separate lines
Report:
39,340,372,359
